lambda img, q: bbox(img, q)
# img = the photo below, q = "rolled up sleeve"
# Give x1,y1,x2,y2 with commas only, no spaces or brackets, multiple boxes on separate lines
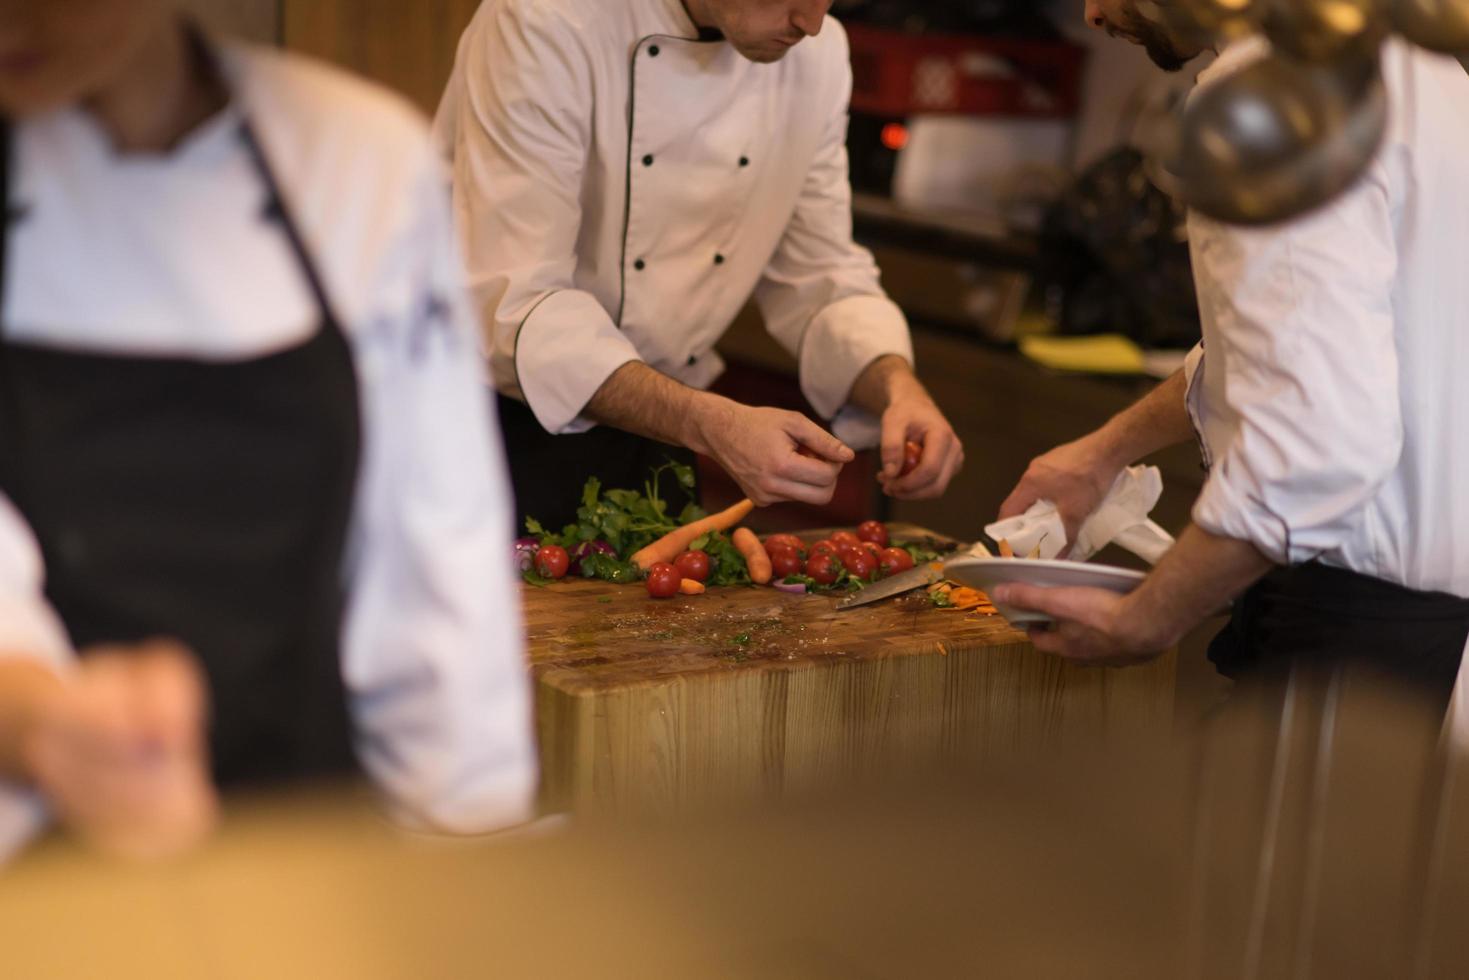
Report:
1189,164,1402,565
754,26,912,448
438,0,639,435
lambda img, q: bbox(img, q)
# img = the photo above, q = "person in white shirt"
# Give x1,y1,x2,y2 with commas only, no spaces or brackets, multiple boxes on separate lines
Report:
991,2,1469,706
435,0,964,529
0,1,536,860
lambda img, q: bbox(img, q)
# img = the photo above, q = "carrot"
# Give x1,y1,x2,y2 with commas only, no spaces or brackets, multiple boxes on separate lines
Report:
679,579,706,596
731,527,772,585
998,538,1015,559
630,498,755,570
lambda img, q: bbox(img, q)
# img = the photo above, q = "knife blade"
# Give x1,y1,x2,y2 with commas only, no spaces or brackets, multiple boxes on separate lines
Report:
834,541,992,611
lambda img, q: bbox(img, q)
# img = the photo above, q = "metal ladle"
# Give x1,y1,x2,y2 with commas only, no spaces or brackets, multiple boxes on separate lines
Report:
1391,0,1469,52
1169,52,1388,224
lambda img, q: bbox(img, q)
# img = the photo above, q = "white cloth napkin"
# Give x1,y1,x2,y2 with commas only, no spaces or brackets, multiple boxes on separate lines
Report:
984,465,1177,565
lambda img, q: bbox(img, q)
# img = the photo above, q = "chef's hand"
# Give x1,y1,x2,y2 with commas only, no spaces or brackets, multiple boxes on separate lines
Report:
877,381,965,501
701,401,855,507
999,432,1122,555
989,585,1171,667
25,641,219,861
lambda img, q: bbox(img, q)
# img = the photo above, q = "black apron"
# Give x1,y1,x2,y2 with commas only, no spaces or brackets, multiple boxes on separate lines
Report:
497,393,697,534
0,115,360,787
1209,562,1469,715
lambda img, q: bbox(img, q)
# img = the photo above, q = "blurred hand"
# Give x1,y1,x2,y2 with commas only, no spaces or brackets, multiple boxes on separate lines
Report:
25,640,218,862
699,401,855,507
876,378,964,501
998,434,1123,554
989,585,1169,667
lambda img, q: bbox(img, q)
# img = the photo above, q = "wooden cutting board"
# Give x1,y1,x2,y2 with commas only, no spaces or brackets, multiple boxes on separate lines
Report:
524,525,1176,813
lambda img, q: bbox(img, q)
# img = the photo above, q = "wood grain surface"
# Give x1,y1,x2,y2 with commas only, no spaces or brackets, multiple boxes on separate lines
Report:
527,526,1177,813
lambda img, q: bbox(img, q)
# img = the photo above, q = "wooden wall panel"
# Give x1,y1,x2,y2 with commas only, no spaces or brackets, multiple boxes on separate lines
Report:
282,0,483,114
181,0,281,44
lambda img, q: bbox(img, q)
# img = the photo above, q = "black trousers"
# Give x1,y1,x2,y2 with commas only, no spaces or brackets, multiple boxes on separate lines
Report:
1209,563,1469,716
497,394,698,535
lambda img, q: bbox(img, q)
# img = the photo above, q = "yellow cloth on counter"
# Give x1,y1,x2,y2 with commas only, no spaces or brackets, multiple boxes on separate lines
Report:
1018,334,1148,375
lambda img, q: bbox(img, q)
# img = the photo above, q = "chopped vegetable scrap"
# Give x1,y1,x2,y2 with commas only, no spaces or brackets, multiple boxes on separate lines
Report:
928,582,999,615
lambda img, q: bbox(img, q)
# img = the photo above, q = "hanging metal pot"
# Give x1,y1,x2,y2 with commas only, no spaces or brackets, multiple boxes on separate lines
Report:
1170,52,1389,224
1390,0,1469,52
1262,0,1391,61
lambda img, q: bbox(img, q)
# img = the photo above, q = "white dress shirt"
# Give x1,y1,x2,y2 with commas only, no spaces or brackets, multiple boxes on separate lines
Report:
0,42,538,859
434,0,913,443
1183,38,1469,597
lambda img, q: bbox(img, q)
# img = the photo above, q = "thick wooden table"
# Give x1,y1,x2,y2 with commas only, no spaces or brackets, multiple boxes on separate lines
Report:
527,528,1176,813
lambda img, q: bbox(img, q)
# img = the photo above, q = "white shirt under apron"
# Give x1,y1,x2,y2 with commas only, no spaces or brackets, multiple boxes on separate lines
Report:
434,0,914,443
1179,39,1469,733
0,42,537,859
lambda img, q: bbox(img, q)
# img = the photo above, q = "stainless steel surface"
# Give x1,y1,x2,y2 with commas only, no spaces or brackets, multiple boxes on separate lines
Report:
1170,53,1387,225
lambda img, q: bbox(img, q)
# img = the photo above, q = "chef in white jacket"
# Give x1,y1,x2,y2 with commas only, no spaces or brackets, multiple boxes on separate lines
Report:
991,3,1469,712
0,1,536,860
436,0,963,528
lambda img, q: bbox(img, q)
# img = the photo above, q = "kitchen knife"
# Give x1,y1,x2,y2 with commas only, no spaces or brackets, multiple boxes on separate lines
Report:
835,541,992,611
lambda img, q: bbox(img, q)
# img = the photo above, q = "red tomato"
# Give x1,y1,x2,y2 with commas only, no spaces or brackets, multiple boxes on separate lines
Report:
535,545,570,579
769,548,803,579
879,547,916,576
857,520,890,548
860,540,882,559
901,441,923,477
674,550,711,583
842,549,877,580
763,534,804,555
805,553,840,585
646,562,682,599
808,540,840,558
831,531,861,547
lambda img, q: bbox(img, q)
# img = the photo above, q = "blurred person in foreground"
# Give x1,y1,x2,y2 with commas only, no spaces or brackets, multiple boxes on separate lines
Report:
992,2,1469,711
0,0,536,861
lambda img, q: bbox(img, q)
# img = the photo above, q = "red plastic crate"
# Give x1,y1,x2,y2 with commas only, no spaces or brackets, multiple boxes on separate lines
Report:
846,23,1087,119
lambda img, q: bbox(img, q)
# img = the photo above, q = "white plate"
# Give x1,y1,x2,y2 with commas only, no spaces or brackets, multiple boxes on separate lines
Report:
943,557,1148,625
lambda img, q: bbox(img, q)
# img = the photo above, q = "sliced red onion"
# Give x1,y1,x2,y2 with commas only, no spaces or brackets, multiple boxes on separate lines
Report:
773,581,808,595
514,537,540,573
568,540,616,575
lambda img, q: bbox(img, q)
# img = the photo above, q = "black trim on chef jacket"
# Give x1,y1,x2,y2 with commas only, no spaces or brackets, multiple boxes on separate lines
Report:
1209,562,1469,716
0,107,362,787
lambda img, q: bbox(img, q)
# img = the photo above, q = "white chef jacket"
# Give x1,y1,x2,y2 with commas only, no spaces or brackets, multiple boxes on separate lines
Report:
1182,38,1469,597
434,0,913,442
0,42,538,859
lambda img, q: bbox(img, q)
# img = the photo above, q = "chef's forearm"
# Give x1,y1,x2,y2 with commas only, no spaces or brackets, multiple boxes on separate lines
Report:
583,361,730,455
0,659,61,783
1092,370,1195,470
845,354,923,416
1121,523,1273,647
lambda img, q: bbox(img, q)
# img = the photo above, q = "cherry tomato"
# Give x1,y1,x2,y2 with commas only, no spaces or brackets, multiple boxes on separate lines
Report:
763,534,804,555
879,547,916,576
860,540,883,559
674,550,711,583
808,540,840,559
857,520,890,549
805,553,840,585
842,549,877,580
900,440,923,477
769,548,803,579
535,544,570,579
646,562,682,599
831,531,861,547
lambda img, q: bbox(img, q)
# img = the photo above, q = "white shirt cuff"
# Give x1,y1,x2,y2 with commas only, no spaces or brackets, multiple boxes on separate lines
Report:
1192,465,1292,566
797,294,914,429
513,290,643,435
